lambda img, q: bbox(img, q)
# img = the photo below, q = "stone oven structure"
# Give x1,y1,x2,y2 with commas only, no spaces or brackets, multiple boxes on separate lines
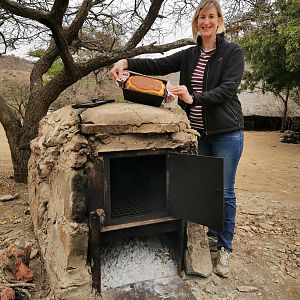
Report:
28,102,210,299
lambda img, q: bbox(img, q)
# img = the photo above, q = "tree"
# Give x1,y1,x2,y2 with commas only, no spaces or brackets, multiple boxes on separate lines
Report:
238,0,300,132
0,0,262,183
0,0,197,182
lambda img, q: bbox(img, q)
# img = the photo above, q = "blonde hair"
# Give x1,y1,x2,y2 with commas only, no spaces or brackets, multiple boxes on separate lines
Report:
192,0,224,42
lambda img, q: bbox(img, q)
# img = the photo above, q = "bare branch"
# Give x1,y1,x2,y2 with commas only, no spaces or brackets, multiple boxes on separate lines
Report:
67,0,93,42
0,94,21,127
0,0,49,25
49,0,69,25
0,30,7,54
81,38,194,75
125,0,164,50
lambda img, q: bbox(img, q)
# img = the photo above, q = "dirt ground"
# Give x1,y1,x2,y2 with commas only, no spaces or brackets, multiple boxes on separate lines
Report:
0,124,299,299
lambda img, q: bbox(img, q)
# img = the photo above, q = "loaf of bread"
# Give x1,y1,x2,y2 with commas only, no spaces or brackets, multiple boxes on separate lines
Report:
125,75,165,97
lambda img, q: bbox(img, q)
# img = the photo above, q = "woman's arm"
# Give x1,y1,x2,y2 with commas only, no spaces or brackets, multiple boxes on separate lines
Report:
126,50,184,76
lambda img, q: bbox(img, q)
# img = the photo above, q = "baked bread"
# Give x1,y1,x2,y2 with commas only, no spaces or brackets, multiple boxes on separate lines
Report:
125,75,165,97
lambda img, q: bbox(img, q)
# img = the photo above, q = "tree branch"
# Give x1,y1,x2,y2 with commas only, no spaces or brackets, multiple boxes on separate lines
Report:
0,31,7,54
0,0,49,26
67,0,93,42
0,94,21,128
49,0,69,25
125,0,164,50
30,1,93,90
46,1,77,76
81,38,194,75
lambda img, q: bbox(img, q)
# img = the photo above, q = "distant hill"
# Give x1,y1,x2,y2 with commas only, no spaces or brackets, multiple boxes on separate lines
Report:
0,55,32,86
0,55,33,72
0,55,120,109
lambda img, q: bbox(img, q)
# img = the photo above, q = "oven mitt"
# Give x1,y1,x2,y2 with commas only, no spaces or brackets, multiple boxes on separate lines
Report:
72,98,115,109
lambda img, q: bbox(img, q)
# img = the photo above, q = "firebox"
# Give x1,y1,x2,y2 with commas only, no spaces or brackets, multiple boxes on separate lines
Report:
87,150,223,292
88,150,223,228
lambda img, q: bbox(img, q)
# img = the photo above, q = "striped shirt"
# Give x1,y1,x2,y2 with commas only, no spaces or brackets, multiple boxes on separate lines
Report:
189,49,215,131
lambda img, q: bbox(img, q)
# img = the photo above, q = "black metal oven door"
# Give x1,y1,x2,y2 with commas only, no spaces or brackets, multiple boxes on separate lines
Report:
166,153,224,231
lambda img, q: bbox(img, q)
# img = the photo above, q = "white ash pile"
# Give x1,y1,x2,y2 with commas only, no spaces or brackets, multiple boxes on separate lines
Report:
100,235,177,291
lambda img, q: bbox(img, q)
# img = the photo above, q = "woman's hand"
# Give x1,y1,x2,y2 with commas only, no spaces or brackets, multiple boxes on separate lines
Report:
169,85,193,104
110,59,128,81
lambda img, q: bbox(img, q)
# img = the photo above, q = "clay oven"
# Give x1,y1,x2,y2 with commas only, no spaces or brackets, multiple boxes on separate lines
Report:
28,102,223,299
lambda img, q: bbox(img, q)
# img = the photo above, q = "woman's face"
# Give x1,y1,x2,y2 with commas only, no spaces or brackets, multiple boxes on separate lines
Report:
197,6,222,38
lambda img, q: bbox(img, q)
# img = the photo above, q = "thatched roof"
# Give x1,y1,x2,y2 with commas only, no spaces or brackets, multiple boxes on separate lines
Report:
239,91,300,118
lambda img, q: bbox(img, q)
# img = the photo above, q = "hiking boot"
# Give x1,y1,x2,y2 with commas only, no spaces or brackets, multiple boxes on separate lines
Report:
213,247,231,278
207,235,218,252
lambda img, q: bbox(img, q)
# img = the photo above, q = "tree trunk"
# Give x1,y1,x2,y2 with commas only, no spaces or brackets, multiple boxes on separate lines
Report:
10,141,31,183
4,123,33,183
280,90,289,133
3,98,46,183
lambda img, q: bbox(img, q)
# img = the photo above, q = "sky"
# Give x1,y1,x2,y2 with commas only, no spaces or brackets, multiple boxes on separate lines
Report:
9,44,33,59
5,0,193,59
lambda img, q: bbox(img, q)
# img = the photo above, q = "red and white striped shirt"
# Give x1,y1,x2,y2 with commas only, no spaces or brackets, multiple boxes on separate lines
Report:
189,49,215,131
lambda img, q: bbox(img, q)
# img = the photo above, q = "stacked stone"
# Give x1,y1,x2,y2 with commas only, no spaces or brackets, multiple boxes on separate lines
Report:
28,102,198,299
280,131,300,144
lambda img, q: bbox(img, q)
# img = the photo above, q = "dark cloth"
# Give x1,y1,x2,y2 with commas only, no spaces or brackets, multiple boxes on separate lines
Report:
127,33,245,135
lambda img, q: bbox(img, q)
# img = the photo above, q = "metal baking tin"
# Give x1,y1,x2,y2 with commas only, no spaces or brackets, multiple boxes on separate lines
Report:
122,72,167,107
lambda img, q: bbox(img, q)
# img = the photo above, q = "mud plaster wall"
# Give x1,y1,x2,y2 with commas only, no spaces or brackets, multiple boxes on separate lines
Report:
28,103,198,299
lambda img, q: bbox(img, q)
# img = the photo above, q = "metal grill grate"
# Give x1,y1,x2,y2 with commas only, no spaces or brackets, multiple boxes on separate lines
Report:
111,198,153,219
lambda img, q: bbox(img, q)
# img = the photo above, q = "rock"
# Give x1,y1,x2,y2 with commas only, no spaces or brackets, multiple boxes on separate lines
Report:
0,193,19,202
277,248,286,253
69,222,79,229
0,287,15,300
2,243,34,283
253,215,267,226
15,261,34,282
211,275,221,286
185,222,213,278
237,286,258,293
250,225,258,233
259,223,273,231
239,225,252,232
30,248,39,260
204,285,218,294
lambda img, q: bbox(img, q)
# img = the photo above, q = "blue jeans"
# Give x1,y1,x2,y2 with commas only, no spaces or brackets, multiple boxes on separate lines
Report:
198,130,244,251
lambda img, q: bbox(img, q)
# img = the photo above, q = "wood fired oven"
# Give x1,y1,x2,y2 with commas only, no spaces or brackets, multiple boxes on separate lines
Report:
28,102,224,298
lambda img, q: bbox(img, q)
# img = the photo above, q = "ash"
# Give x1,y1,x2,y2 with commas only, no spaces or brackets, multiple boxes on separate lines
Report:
100,235,178,291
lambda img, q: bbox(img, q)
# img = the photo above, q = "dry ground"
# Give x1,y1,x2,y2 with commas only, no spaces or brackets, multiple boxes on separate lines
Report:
0,125,299,299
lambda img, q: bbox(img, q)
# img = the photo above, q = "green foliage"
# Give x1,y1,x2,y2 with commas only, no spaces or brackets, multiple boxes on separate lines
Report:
28,48,64,77
46,60,64,76
239,0,300,95
27,49,45,58
276,0,300,72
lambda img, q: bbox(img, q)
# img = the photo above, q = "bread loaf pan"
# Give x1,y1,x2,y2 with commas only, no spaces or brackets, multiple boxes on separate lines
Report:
122,73,167,107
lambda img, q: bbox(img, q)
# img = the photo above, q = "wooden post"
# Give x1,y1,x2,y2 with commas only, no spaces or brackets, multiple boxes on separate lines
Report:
89,209,105,294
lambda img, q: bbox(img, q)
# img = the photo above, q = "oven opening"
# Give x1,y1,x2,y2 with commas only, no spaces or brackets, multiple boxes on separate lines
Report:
109,154,167,221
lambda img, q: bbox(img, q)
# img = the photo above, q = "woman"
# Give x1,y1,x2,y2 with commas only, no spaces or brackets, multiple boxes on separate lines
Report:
110,0,244,278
